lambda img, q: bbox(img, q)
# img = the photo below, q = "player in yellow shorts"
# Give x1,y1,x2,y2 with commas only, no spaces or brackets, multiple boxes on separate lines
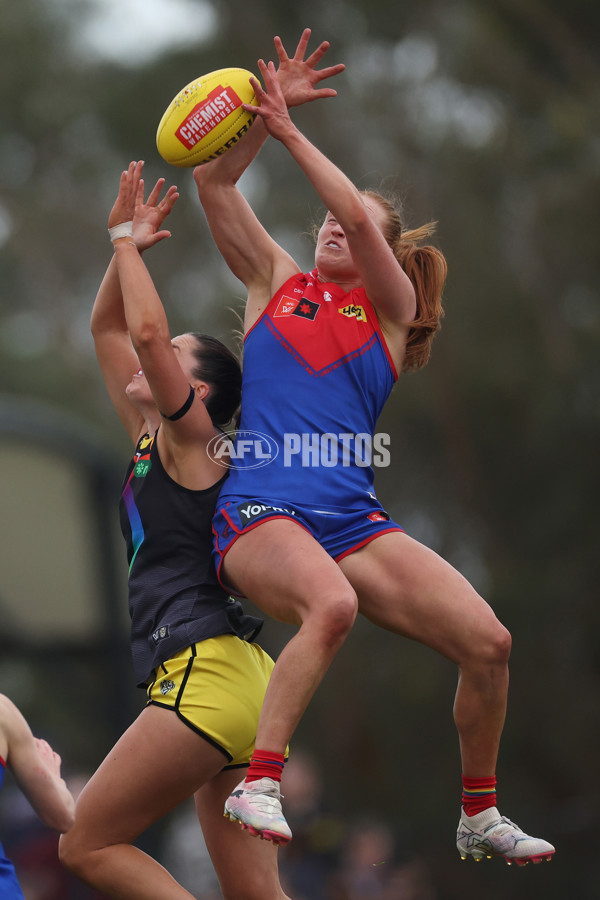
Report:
59,35,344,898
147,636,276,769
57,160,290,899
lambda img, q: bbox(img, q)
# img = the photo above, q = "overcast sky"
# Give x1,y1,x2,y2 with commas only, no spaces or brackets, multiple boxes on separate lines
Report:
78,0,217,64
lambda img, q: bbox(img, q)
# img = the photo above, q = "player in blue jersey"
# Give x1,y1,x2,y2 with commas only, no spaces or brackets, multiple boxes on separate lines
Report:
0,694,74,898
194,42,555,866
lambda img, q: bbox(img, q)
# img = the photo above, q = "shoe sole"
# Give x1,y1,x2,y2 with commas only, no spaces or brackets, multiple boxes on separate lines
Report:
224,810,292,846
459,850,555,867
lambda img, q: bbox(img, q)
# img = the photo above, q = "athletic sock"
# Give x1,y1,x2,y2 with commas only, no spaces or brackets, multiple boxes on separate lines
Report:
245,749,286,784
462,775,497,817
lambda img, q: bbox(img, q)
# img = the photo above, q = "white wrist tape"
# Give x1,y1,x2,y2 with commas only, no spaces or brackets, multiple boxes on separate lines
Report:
108,221,134,242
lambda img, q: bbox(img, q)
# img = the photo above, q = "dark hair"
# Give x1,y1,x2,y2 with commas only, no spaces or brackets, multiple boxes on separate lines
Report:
360,190,447,373
187,333,242,429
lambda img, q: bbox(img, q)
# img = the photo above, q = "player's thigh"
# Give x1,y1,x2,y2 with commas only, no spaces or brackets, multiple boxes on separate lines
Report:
338,531,508,662
224,518,357,626
195,770,290,900
66,705,227,850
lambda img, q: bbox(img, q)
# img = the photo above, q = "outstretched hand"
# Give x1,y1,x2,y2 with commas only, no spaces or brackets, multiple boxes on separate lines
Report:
244,60,295,141
274,27,345,108
108,160,179,253
191,29,343,183
243,28,345,140
133,174,179,252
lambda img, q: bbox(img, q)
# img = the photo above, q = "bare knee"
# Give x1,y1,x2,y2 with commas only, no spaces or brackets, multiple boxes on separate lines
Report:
58,829,91,879
312,590,357,649
490,621,511,665
469,620,512,669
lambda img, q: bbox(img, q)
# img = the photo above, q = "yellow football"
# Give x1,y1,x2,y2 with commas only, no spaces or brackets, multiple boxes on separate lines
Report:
156,68,257,168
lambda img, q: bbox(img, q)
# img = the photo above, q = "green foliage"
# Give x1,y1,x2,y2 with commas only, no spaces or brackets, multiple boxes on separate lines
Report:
1,1,599,894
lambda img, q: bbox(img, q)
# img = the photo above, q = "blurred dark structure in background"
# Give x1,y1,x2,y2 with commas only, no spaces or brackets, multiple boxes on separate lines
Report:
1,1,599,896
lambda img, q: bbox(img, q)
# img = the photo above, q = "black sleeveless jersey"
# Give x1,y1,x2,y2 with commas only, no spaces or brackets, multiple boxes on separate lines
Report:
119,432,262,685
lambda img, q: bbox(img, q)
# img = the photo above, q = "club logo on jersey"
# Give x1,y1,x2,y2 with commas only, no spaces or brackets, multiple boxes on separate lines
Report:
273,295,299,317
160,679,176,695
134,458,152,478
293,297,320,321
152,624,170,643
274,295,320,320
367,511,390,523
339,304,367,323
237,500,297,525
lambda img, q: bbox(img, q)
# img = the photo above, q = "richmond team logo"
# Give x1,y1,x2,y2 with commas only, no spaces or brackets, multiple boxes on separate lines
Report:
152,625,170,643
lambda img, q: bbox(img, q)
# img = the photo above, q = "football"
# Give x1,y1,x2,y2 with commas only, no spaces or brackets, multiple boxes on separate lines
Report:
156,68,257,168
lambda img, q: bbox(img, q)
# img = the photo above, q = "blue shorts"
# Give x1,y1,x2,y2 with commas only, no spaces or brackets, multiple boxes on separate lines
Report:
212,495,403,592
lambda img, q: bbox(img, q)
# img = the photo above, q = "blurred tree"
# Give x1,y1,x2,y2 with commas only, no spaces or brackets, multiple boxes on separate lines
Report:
1,0,599,896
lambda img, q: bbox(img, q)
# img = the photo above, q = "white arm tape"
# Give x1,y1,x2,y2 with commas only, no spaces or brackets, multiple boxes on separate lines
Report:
108,221,134,242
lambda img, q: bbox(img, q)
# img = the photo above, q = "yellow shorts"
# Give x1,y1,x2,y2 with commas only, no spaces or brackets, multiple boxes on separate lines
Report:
146,635,275,769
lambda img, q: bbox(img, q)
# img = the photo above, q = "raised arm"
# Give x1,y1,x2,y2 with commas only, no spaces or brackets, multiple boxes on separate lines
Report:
109,163,220,481
0,695,75,833
245,60,417,332
92,162,179,443
193,29,345,329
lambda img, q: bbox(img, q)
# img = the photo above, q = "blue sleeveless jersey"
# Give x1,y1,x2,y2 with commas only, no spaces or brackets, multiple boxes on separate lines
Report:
220,270,397,508
0,759,25,899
